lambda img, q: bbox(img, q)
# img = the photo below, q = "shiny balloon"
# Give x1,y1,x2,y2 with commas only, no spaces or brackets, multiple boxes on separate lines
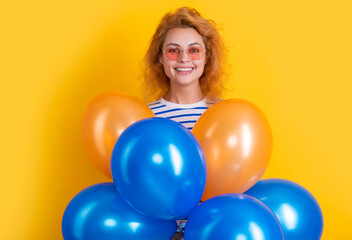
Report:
192,99,273,200
81,92,154,179
111,117,206,220
245,178,324,240
184,194,284,240
62,183,176,240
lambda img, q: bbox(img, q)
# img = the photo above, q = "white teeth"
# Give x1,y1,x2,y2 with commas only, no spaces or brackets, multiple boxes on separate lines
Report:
176,68,193,71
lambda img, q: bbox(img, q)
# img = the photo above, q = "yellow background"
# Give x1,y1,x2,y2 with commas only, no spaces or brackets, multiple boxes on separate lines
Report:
1,0,351,239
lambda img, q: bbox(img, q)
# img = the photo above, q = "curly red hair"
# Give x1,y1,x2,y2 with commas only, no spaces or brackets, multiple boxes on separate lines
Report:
141,7,227,102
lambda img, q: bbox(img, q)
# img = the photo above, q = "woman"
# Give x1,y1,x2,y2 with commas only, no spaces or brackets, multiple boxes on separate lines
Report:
141,7,227,239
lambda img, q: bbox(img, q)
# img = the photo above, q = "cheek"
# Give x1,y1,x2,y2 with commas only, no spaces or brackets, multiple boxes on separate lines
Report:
162,62,174,78
197,61,206,74
163,60,174,70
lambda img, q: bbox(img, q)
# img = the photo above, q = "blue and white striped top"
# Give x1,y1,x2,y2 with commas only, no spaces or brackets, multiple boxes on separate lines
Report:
148,97,215,130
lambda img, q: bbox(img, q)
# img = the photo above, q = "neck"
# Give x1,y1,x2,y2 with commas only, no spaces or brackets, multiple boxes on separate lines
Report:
164,85,205,104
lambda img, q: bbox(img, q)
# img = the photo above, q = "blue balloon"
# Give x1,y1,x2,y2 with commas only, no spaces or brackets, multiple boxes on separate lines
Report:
62,183,176,240
111,117,206,220
245,178,324,240
184,194,285,240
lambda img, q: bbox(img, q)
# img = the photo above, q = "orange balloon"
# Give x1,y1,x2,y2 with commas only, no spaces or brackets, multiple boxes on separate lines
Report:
81,92,155,179
193,99,273,200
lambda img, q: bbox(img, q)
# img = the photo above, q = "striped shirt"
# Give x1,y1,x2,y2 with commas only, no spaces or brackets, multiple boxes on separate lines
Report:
148,97,215,130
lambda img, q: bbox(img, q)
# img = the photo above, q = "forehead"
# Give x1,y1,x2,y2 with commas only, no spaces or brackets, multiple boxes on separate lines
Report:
163,28,205,47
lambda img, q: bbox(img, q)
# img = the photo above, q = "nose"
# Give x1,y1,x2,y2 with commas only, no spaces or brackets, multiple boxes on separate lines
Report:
177,49,191,62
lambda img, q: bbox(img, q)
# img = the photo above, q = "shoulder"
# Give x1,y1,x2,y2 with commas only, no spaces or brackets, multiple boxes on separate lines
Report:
205,97,222,107
148,99,161,107
148,99,164,108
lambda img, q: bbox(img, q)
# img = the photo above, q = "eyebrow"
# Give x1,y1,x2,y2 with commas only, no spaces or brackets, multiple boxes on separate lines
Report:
166,42,203,47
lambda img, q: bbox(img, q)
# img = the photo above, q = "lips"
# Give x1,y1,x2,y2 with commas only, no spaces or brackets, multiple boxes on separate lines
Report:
175,67,195,76
175,67,194,71
175,67,194,76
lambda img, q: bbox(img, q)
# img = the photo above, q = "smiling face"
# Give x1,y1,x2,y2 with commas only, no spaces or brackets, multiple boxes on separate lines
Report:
160,27,207,91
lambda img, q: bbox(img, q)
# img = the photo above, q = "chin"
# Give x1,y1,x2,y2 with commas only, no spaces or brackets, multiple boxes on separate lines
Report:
172,78,199,87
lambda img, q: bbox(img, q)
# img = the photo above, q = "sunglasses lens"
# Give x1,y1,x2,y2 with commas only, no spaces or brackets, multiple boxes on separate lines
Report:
187,46,204,60
164,46,205,61
165,47,180,61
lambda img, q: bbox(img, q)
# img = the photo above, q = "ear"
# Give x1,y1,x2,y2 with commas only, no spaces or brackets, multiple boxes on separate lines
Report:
159,55,163,65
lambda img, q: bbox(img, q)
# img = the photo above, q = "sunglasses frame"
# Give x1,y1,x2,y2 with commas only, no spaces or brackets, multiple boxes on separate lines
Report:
161,45,206,61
